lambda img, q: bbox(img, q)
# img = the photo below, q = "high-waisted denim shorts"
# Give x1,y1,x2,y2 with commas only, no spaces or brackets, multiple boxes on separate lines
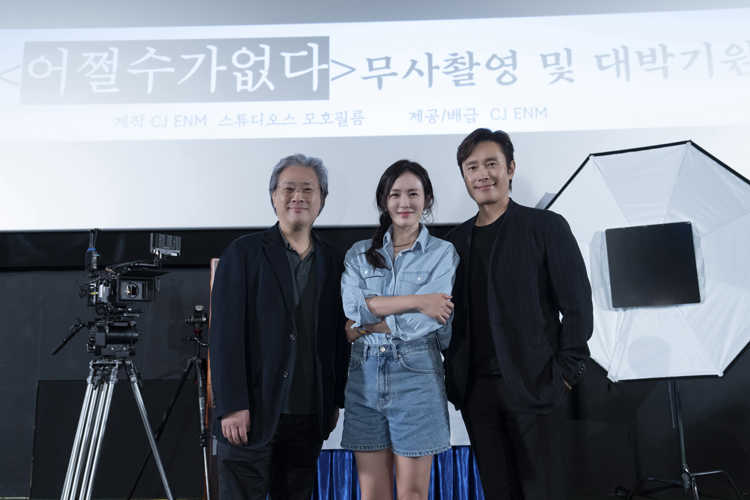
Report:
341,334,451,457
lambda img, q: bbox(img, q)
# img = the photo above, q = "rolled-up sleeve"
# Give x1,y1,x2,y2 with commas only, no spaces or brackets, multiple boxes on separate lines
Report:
341,246,382,327
395,244,460,349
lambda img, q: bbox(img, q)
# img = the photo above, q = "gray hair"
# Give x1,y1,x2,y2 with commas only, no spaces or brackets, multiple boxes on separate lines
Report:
268,154,329,213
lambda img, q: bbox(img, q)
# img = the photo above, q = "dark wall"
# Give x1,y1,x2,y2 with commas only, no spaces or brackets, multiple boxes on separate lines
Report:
2,228,750,497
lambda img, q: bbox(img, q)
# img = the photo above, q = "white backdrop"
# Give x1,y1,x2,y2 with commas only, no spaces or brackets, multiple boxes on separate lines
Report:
1,8,749,230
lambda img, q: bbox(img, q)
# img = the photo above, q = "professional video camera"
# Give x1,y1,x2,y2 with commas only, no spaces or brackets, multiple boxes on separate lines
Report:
54,230,184,500
52,230,181,357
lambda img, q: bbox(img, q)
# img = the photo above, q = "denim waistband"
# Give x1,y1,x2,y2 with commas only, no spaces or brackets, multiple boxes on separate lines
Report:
351,332,439,361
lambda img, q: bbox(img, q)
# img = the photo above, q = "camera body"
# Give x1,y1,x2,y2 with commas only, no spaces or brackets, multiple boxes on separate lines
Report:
85,267,162,311
80,232,180,357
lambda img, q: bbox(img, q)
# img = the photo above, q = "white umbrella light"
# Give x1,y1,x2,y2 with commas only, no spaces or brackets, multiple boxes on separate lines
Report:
548,141,750,382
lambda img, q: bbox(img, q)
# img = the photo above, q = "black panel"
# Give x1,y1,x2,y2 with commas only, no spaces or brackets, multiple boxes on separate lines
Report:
32,379,204,499
606,222,701,308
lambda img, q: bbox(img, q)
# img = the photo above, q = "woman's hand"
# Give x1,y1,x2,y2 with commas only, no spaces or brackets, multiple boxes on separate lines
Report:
345,318,392,343
416,293,454,324
345,320,363,343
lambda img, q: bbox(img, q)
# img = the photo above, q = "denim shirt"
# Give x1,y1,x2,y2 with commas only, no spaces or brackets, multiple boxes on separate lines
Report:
341,225,459,350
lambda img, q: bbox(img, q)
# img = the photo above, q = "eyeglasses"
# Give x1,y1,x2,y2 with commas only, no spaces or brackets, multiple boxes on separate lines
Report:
277,183,319,199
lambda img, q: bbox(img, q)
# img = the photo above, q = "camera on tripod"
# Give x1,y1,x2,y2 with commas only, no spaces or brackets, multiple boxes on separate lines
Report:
56,230,186,500
52,231,182,357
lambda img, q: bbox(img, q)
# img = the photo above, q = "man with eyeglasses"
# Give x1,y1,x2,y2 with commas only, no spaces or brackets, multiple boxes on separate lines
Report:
210,154,349,500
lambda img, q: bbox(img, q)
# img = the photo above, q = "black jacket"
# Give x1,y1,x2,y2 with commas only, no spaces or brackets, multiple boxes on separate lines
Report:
209,223,349,447
444,200,593,413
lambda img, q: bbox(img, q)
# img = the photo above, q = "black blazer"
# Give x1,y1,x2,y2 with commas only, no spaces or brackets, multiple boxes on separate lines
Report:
444,200,593,414
209,223,349,448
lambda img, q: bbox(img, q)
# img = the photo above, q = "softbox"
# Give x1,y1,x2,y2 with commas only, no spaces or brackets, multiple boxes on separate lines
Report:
547,141,750,381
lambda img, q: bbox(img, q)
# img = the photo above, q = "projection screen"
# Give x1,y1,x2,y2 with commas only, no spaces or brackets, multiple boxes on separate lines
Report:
1,4,749,230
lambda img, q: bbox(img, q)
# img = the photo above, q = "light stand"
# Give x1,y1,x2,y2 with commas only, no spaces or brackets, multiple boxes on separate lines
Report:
125,305,211,500
618,379,743,500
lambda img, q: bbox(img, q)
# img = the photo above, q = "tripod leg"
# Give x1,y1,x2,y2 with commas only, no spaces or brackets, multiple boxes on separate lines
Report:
126,360,175,500
80,366,116,500
693,470,744,500
690,474,699,500
202,443,212,500
194,358,212,500
68,372,107,500
126,358,194,500
82,364,119,500
61,375,95,500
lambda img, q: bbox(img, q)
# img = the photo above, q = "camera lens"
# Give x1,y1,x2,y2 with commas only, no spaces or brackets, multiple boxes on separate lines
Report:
126,283,140,297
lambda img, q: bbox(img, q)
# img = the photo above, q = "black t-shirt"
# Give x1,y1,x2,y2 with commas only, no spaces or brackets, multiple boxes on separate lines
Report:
469,213,505,377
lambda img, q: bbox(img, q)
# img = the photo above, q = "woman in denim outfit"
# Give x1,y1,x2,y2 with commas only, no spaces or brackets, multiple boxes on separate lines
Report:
341,160,459,500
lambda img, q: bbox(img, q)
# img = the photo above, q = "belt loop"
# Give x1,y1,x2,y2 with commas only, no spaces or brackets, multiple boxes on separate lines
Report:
392,342,399,361
362,345,369,362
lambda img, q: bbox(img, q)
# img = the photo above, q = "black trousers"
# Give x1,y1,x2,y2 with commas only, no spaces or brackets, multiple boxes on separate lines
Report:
460,376,566,500
217,413,323,500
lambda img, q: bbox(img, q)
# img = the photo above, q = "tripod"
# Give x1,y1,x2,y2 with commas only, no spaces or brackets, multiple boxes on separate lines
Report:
619,379,742,500
61,358,174,500
126,305,212,500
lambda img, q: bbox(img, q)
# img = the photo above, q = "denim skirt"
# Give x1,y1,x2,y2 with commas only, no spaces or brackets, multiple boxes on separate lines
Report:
341,334,451,457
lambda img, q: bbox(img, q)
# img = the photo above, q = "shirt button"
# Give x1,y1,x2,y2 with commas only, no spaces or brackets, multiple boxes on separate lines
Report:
290,334,296,341
283,371,289,378
379,347,386,352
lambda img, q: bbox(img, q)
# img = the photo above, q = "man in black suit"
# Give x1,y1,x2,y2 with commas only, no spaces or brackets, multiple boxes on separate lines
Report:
444,129,593,499
209,154,349,500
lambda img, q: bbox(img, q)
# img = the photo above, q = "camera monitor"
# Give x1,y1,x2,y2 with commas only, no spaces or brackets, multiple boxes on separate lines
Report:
605,222,701,308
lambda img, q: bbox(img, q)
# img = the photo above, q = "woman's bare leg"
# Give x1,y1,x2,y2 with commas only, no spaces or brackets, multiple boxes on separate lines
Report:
394,454,433,500
354,449,395,500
